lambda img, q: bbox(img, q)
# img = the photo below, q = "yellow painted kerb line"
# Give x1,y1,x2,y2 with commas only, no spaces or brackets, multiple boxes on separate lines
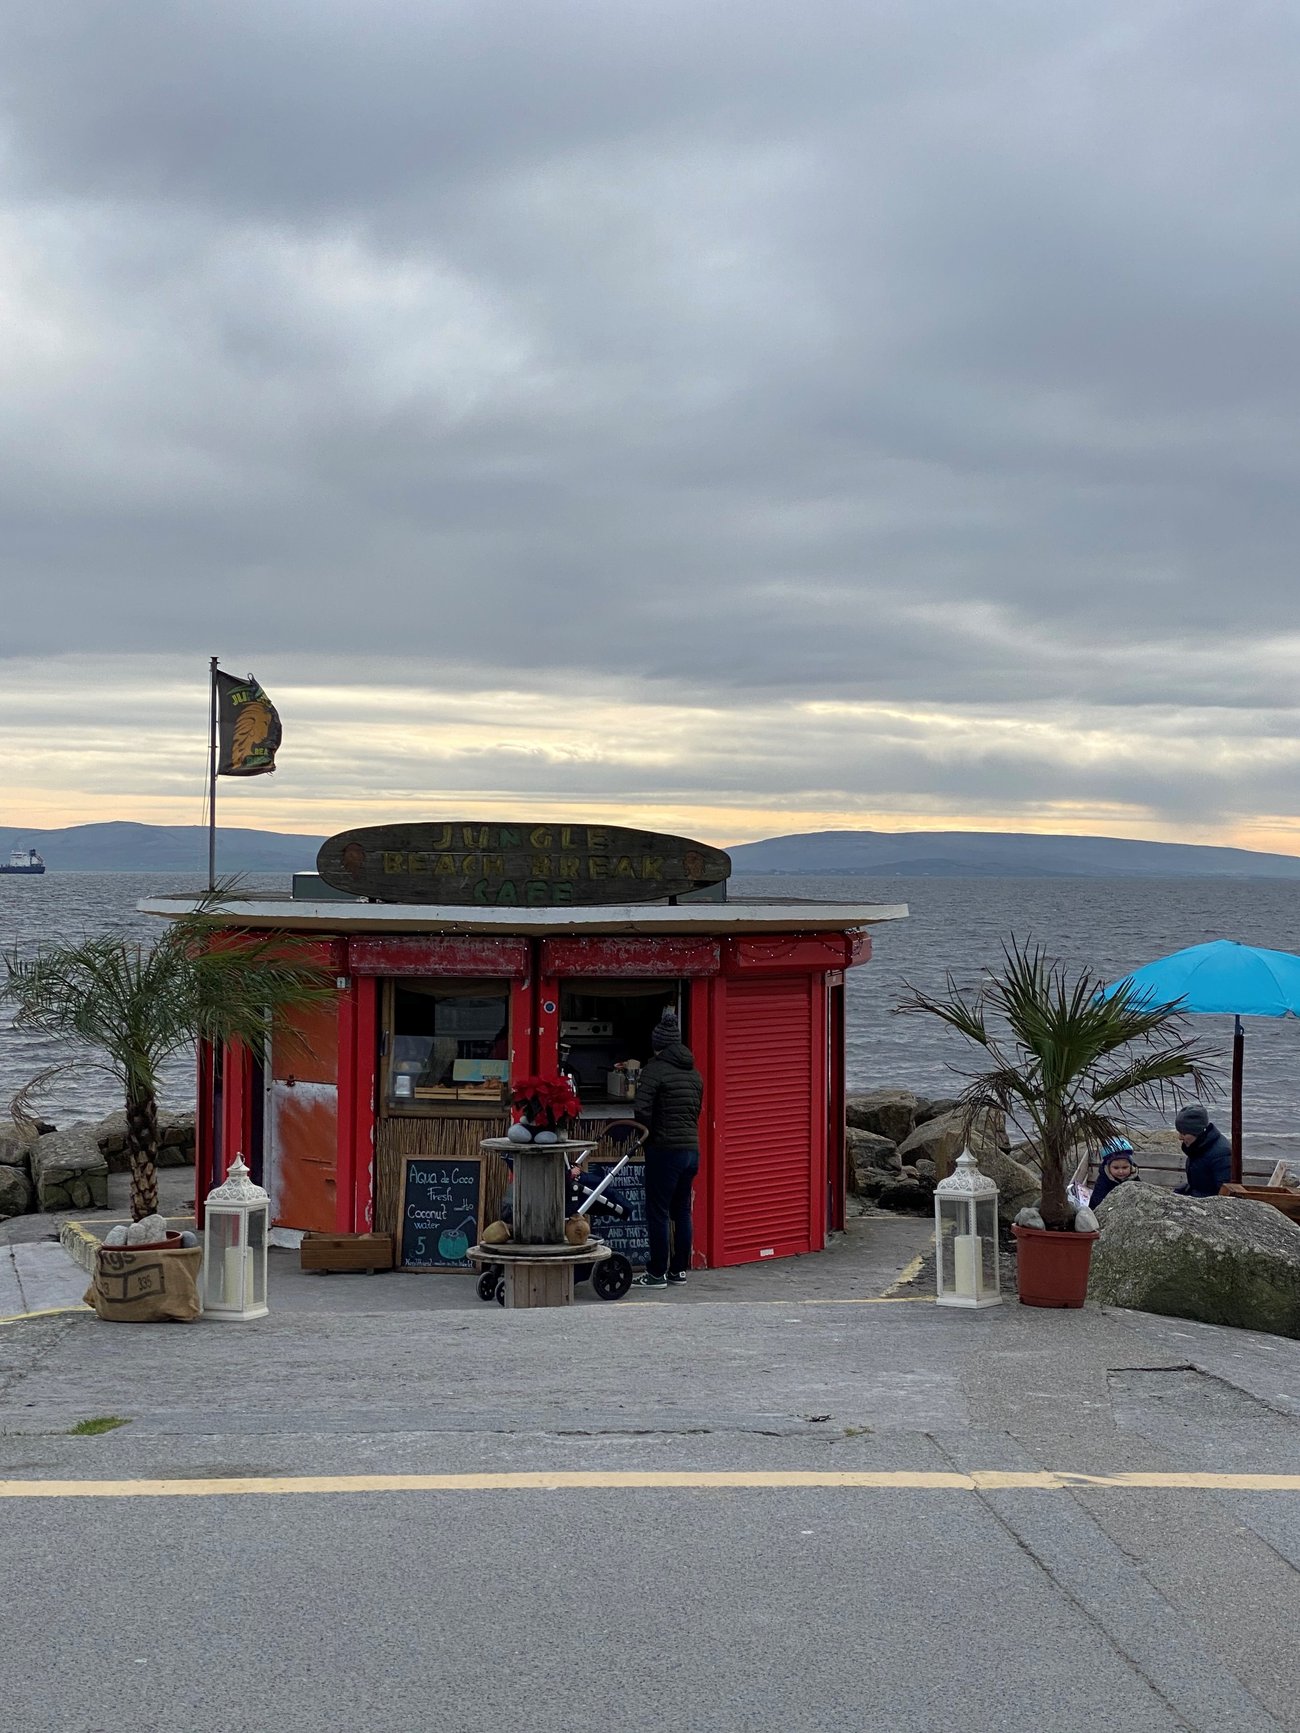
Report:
1,1469,1298,1499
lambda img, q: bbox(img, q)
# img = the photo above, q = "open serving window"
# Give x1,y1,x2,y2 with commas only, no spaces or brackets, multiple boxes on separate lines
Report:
383,980,512,1111
558,981,683,1108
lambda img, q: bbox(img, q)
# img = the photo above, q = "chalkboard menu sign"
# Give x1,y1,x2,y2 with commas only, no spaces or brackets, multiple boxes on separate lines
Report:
399,1157,485,1271
583,1160,648,1269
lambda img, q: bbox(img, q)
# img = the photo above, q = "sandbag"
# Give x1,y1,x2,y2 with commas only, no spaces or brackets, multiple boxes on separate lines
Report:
83,1245,203,1323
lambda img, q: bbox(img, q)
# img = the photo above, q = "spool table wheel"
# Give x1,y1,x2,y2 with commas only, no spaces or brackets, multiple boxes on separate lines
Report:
591,1255,633,1301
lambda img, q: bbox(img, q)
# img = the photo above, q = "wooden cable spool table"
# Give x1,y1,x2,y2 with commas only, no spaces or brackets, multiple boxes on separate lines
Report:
471,1137,609,1308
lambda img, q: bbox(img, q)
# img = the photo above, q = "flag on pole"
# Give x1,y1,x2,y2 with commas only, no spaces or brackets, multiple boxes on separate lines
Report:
215,670,282,776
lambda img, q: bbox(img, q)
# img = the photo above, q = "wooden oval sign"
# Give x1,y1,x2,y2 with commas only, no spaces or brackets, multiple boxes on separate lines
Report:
316,822,731,906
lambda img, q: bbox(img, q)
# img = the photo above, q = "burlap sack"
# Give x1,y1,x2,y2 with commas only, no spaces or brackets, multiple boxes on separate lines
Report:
83,1245,203,1323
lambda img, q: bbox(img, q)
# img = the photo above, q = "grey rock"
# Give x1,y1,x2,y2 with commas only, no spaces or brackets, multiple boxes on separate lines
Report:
1073,1206,1100,1233
0,1164,34,1219
845,1089,921,1145
97,1107,197,1172
914,1158,937,1182
0,1133,35,1177
845,1128,901,1189
103,1224,129,1247
125,1213,170,1245
178,1230,199,1248
914,1095,960,1126
970,1145,1042,1228
853,1166,901,1201
1089,1184,1300,1338
1014,1206,1046,1229
897,1107,1004,1180
875,1175,934,1214
29,1124,109,1213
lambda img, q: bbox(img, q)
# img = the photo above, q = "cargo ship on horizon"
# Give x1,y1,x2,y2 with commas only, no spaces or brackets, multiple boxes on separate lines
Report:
1,848,45,875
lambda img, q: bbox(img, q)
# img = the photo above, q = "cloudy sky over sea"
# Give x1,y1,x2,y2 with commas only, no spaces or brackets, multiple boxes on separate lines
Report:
3,3,1298,850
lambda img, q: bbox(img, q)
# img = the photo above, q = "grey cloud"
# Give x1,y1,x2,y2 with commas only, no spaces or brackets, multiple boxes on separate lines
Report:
1,3,1298,833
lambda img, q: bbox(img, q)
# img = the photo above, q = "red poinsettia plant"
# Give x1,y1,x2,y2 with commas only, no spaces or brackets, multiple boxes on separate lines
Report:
511,1073,582,1134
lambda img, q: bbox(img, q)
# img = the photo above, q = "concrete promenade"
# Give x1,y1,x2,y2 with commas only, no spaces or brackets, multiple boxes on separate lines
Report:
1,1217,1299,1732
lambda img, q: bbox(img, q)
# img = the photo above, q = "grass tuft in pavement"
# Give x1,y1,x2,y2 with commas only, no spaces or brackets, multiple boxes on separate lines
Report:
68,1416,129,1436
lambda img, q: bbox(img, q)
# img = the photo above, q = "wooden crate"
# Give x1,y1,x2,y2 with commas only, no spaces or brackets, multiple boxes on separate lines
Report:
1220,1184,1300,1225
299,1232,395,1274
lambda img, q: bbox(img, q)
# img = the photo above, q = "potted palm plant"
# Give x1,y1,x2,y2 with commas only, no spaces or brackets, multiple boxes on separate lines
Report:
900,941,1216,1307
5,886,332,1223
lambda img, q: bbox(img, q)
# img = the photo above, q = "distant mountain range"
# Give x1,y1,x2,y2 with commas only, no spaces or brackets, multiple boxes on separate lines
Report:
3,820,1300,880
0,821,325,873
726,829,1300,879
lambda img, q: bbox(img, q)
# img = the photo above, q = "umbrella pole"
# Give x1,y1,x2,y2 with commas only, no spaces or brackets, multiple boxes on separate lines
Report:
1231,1015,1244,1186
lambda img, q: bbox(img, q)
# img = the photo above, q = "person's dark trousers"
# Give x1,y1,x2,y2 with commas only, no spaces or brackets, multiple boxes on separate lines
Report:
643,1146,700,1277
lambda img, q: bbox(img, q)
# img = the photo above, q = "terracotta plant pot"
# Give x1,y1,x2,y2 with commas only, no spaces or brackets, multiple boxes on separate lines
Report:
1012,1223,1099,1308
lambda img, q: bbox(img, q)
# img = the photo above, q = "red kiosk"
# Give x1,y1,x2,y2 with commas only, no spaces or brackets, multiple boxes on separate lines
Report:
146,822,906,1271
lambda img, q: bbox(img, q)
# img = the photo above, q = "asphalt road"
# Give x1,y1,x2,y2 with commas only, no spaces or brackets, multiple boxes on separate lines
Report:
2,1230,1299,1733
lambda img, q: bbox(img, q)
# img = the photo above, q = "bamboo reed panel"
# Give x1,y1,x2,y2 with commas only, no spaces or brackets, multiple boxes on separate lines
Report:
376,1114,510,1240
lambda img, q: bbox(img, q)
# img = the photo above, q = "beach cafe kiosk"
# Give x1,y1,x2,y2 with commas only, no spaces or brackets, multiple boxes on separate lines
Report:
144,823,906,1272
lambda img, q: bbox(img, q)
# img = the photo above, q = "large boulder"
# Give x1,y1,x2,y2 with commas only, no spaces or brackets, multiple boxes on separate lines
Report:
846,1128,901,1191
1088,1184,1300,1338
29,1124,109,1212
0,1132,34,1178
0,1165,34,1219
898,1107,1004,1179
914,1095,960,1127
846,1089,921,1145
95,1108,196,1172
971,1145,1042,1227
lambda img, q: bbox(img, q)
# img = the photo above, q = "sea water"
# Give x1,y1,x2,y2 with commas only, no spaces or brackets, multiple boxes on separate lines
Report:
1,871,1297,1157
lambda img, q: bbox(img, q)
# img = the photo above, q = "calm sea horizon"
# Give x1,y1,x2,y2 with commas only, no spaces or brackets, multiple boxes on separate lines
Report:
3,870,1297,1154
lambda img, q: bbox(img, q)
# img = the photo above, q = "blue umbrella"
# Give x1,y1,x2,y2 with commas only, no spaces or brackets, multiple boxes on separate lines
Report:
1102,940,1300,1182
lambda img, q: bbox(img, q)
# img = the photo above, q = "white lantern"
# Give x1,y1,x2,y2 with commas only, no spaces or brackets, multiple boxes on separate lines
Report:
934,1149,1001,1308
202,1154,270,1321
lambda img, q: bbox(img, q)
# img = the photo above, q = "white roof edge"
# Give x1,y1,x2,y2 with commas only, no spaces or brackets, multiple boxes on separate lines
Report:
137,895,909,936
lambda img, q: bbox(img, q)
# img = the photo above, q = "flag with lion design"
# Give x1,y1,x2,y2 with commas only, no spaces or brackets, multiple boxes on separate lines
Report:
215,670,282,776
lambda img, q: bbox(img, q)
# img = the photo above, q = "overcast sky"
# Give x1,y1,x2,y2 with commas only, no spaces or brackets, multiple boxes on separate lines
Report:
2,2,1298,850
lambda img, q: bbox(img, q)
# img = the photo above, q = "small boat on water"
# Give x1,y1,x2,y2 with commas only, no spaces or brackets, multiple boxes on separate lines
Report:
1,847,45,875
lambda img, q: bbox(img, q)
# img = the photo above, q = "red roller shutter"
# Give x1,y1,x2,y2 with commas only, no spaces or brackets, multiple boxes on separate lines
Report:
714,976,821,1265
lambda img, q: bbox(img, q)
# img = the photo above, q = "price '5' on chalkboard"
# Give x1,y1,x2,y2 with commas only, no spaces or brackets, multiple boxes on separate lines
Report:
399,1157,485,1270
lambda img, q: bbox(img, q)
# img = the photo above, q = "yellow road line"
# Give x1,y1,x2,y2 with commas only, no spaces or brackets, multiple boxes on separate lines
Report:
1,1469,1298,1499
0,1305,91,1326
879,1248,929,1298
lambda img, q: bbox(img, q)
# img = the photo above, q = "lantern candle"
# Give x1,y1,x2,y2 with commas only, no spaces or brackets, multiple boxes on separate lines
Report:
223,1245,254,1308
953,1233,981,1300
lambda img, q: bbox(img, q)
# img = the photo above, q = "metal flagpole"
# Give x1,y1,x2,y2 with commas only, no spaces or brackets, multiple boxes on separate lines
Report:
207,655,219,891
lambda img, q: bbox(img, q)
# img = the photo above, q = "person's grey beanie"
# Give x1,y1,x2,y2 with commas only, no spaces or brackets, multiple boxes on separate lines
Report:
1175,1103,1210,1137
651,1009,680,1051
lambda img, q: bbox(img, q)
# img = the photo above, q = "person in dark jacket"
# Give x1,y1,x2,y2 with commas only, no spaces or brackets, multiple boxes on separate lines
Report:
633,1008,703,1289
1088,1138,1139,1210
1173,1103,1232,1197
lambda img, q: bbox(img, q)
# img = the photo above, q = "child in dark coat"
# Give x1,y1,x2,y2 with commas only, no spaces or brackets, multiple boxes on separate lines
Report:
1089,1138,1140,1210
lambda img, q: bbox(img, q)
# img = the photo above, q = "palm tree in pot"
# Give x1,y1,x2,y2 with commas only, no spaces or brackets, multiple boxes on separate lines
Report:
901,942,1217,1302
5,890,332,1222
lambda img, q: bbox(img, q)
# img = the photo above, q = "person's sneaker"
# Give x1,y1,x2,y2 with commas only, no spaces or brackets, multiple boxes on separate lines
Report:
666,1271,687,1285
635,1272,668,1289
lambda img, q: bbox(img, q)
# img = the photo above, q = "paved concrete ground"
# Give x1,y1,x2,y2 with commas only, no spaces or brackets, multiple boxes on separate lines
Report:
0,1241,90,1318
2,1215,1299,1732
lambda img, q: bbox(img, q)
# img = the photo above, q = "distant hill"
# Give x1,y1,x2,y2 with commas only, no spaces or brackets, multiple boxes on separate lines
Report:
727,829,1300,880
5,819,1300,880
0,821,325,873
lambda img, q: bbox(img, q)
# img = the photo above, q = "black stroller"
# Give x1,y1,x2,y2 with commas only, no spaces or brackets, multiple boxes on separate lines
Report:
476,1120,646,1306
